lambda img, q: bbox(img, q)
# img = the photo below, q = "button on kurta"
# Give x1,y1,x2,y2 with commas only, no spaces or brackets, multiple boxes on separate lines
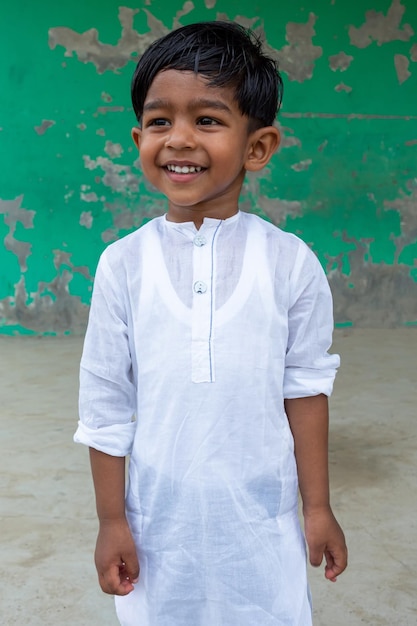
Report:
193,281,207,294
193,234,207,247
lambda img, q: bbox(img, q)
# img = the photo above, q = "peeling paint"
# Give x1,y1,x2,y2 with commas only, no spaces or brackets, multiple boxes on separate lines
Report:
48,5,200,74
172,1,195,29
79,211,93,229
258,196,303,225
49,7,145,74
349,0,414,48
80,191,99,202
0,276,88,333
34,120,55,135
104,140,124,159
243,171,303,224
277,125,302,149
265,13,323,82
330,264,417,327
0,196,35,271
281,112,417,120
4,236,32,274
334,82,353,93
0,196,34,231
394,53,411,83
83,155,140,193
291,159,312,171
329,51,354,72
384,181,417,253
95,106,125,116
101,196,166,244
2,1,417,333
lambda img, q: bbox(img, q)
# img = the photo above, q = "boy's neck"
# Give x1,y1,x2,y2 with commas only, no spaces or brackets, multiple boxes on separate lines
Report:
166,206,240,229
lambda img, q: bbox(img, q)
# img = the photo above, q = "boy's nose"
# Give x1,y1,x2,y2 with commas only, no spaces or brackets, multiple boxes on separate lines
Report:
165,122,196,150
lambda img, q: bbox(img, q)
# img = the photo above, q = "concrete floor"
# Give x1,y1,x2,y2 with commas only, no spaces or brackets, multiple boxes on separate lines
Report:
0,329,416,625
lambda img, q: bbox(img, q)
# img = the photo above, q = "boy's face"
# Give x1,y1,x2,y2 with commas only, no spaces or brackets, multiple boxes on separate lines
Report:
132,69,279,226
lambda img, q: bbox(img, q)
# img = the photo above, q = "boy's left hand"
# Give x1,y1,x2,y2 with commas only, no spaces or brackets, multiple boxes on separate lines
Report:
303,506,348,582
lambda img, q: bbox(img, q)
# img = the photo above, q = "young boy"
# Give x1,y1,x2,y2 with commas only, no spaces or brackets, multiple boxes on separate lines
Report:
75,21,347,625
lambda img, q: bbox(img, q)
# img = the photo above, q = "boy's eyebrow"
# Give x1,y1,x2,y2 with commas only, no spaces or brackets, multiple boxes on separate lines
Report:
189,98,232,113
143,99,170,112
143,98,232,113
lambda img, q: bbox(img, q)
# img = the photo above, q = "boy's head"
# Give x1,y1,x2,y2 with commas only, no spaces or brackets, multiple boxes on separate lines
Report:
131,21,283,132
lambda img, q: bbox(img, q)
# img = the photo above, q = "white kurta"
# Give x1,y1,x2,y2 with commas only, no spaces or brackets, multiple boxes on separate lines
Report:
75,211,339,626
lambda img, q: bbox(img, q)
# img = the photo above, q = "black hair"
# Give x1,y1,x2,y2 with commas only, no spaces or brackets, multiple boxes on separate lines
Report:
131,21,283,131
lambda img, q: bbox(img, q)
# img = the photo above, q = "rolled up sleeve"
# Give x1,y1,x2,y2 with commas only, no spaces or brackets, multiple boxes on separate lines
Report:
75,251,137,456
283,244,340,399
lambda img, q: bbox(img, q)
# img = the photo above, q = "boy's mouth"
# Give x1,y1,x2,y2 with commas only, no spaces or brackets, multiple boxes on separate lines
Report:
166,164,204,174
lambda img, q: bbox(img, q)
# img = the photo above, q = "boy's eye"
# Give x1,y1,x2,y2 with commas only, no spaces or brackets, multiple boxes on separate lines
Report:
197,117,219,126
149,118,169,126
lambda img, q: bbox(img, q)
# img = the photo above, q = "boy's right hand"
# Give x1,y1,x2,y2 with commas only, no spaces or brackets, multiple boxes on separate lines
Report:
94,518,139,595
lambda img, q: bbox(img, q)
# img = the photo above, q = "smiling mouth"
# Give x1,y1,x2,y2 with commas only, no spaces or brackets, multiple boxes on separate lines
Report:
166,164,204,174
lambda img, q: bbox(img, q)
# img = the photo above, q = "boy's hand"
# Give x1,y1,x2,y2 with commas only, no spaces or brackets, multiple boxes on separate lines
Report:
303,506,347,582
94,518,139,595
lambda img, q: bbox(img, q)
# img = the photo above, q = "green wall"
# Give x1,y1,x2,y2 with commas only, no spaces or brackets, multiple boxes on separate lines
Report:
1,0,416,334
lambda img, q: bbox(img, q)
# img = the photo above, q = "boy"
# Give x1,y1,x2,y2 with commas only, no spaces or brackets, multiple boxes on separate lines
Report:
75,21,347,625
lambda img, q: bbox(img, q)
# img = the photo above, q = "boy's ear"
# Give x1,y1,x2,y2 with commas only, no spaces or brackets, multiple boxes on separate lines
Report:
245,126,281,172
131,126,142,149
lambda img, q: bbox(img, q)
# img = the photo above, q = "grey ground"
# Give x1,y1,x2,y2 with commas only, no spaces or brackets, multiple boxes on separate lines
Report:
0,329,416,625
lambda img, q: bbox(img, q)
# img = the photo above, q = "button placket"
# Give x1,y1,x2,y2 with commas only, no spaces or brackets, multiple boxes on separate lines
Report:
191,225,220,383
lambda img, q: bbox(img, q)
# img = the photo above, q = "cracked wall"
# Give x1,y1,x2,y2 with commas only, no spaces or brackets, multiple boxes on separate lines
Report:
1,0,416,334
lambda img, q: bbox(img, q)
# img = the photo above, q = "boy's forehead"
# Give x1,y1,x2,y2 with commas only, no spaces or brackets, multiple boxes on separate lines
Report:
144,69,236,107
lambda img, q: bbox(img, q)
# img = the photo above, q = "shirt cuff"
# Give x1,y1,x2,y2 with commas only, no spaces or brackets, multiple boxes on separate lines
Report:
74,420,136,456
284,356,340,399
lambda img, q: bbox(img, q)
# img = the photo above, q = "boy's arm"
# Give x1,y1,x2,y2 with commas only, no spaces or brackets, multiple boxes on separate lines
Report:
285,394,347,582
89,448,139,595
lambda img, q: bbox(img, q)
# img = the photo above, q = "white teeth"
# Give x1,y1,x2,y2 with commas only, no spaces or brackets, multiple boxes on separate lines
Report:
167,165,202,174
